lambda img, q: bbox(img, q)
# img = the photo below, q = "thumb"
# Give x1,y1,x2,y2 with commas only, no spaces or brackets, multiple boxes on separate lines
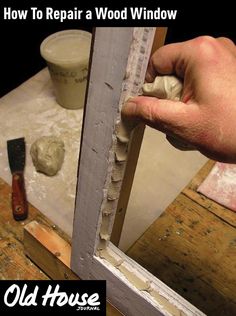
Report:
122,96,199,139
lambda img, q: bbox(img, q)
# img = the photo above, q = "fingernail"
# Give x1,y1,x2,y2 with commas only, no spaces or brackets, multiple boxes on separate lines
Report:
122,100,136,116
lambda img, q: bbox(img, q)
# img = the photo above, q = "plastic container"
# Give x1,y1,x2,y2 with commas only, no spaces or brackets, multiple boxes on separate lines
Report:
40,29,92,109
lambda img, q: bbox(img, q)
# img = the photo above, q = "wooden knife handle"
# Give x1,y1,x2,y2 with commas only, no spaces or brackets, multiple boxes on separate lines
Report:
12,172,28,221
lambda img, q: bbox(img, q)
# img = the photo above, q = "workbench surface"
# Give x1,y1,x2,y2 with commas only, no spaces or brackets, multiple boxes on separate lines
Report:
0,160,236,315
0,69,83,237
127,160,236,316
0,176,49,280
0,172,72,280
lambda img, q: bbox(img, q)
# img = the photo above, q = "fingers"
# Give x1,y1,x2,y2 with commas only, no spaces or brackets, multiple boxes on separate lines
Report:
146,36,236,83
146,37,209,82
141,35,236,161
146,42,184,82
122,96,199,141
146,42,190,82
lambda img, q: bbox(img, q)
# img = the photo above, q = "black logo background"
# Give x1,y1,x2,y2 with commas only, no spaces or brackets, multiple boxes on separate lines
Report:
0,280,106,315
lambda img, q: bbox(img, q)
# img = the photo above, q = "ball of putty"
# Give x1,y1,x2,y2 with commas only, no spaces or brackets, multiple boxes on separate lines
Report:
30,136,65,176
142,75,183,100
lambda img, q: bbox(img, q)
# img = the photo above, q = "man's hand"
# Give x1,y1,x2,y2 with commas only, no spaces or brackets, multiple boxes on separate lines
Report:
122,36,236,163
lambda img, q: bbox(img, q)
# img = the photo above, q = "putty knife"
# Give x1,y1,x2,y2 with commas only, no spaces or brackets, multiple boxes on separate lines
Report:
7,137,28,221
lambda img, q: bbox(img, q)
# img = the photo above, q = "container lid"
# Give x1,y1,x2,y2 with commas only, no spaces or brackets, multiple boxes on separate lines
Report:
40,29,92,65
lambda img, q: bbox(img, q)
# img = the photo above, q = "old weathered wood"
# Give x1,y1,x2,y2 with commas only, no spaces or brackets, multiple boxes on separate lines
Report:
127,183,236,315
24,220,122,316
0,162,121,313
0,228,47,280
111,27,168,246
24,221,78,280
71,27,204,316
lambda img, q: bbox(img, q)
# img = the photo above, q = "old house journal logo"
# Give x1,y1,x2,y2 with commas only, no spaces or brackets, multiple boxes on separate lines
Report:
0,281,106,314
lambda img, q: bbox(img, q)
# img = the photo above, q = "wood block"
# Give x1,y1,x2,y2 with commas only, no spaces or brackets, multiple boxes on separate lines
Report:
24,221,122,315
24,220,77,280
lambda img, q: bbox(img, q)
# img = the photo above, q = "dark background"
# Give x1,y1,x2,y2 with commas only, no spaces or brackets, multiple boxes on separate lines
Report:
0,1,234,97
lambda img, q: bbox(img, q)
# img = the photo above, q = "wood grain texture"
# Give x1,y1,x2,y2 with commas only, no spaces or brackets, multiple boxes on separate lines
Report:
24,221,77,280
24,221,122,316
127,162,236,316
0,177,121,315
